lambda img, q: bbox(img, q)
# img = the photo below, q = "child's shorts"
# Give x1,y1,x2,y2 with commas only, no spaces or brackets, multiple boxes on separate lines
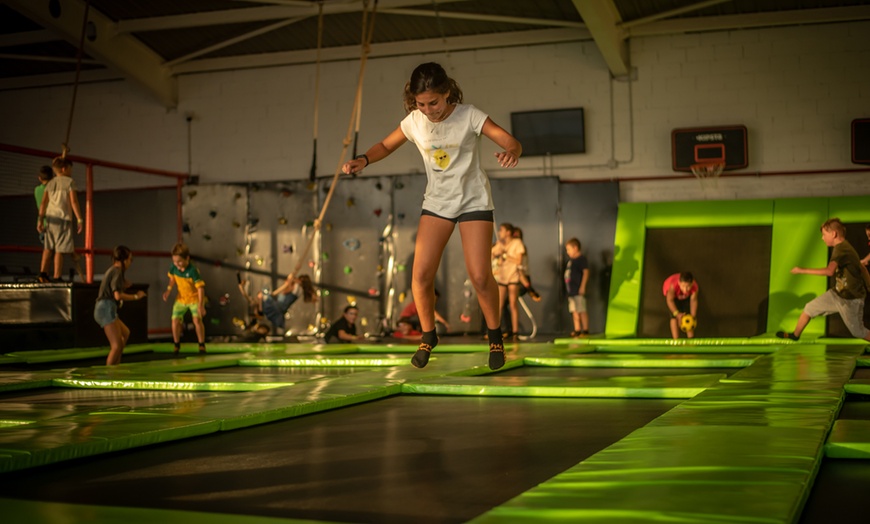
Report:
172,301,201,319
568,295,587,313
44,218,75,253
94,299,118,328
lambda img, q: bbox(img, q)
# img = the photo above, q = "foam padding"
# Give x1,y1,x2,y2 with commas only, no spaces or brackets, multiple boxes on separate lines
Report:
857,356,870,367
356,343,487,353
238,355,412,367
604,202,646,338
0,372,56,393
843,379,870,395
825,419,870,458
402,373,725,398
148,342,294,354
525,354,757,368
470,344,859,524
138,379,404,431
52,373,295,392
555,336,793,348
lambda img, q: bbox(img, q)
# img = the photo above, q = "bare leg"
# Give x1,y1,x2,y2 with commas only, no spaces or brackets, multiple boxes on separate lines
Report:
458,221,500,331
412,215,455,332
171,317,183,343
459,220,506,370
508,284,520,335
192,316,206,343
40,249,52,276
793,312,811,338
669,318,680,339
579,311,589,332
105,319,127,366
53,251,64,279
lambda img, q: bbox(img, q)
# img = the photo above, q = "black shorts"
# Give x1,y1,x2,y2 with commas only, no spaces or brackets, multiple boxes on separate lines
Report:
672,297,690,315
421,209,494,224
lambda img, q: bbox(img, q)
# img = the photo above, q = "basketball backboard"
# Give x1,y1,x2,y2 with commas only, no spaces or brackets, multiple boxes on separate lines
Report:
671,125,748,172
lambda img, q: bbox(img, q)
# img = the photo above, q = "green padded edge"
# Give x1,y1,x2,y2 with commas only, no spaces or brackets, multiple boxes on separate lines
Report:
51,376,293,392
605,202,646,338
554,337,790,348
645,199,774,228
0,376,55,393
857,356,870,367
843,379,870,395
825,419,870,459
828,195,870,223
356,344,487,353
0,497,330,524
5,345,151,364
470,345,855,524
238,356,411,367
0,355,25,365
524,355,757,368
401,374,725,399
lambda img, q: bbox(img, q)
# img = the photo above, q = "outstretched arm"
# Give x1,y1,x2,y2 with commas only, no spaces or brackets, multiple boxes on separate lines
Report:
342,126,408,175
791,261,837,277
481,118,522,168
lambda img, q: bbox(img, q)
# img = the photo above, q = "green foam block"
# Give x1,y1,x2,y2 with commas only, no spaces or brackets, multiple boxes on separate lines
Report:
402,374,726,399
6,345,151,364
843,379,870,395
825,419,870,458
52,373,294,392
525,354,757,368
238,356,411,367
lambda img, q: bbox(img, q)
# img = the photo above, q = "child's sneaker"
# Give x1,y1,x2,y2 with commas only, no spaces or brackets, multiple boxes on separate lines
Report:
412,342,433,368
488,342,505,370
529,290,542,302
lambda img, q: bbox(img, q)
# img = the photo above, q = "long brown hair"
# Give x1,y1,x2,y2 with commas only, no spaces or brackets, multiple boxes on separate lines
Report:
403,62,463,113
298,274,317,303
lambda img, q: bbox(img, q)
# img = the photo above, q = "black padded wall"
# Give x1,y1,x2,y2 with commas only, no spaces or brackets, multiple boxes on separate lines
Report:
638,226,772,338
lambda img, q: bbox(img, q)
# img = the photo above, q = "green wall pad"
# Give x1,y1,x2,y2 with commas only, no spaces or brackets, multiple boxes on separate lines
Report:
825,419,870,458
5,346,152,364
524,354,758,368
858,356,870,367
401,374,725,399
0,497,329,524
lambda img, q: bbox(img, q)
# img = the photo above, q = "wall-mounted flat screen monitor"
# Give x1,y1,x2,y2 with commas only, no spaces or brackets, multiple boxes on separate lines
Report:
510,107,585,156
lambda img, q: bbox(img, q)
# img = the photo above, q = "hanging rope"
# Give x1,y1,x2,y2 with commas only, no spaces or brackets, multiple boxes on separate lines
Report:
62,0,91,158
293,0,378,275
309,1,324,182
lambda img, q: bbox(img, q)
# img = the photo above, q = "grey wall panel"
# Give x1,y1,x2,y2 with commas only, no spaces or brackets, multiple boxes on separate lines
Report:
557,182,619,334
491,177,562,335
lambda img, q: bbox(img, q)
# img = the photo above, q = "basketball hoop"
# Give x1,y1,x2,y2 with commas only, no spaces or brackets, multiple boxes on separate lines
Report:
691,162,724,188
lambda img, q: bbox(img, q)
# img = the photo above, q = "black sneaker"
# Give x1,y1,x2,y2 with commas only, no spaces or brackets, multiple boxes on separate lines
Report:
412,342,433,368
776,331,799,341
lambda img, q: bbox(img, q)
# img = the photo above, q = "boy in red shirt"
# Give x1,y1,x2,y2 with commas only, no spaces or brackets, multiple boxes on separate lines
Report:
663,272,698,339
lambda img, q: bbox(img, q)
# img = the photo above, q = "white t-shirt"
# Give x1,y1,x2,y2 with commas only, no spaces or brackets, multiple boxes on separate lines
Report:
45,175,76,221
400,103,494,218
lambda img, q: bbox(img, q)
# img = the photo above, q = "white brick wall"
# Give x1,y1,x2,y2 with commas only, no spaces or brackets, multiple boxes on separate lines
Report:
1,21,868,201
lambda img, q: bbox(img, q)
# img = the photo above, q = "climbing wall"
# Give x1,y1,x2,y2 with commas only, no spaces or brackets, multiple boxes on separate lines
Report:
246,181,321,336
318,175,394,336
182,184,248,337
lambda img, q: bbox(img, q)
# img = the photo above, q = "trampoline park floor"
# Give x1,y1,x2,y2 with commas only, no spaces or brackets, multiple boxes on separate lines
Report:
1,336,869,523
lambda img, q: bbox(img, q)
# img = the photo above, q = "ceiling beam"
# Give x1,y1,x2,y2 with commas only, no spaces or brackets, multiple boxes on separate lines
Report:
379,8,585,29
0,68,123,91
116,0,469,33
171,27,590,75
629,5,870,37
620,0,730,30
5,0,177,108
0,29,60,47
570,0,629,77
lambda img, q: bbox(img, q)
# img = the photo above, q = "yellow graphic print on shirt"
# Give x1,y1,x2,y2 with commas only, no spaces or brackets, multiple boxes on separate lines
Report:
430,147,450,170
